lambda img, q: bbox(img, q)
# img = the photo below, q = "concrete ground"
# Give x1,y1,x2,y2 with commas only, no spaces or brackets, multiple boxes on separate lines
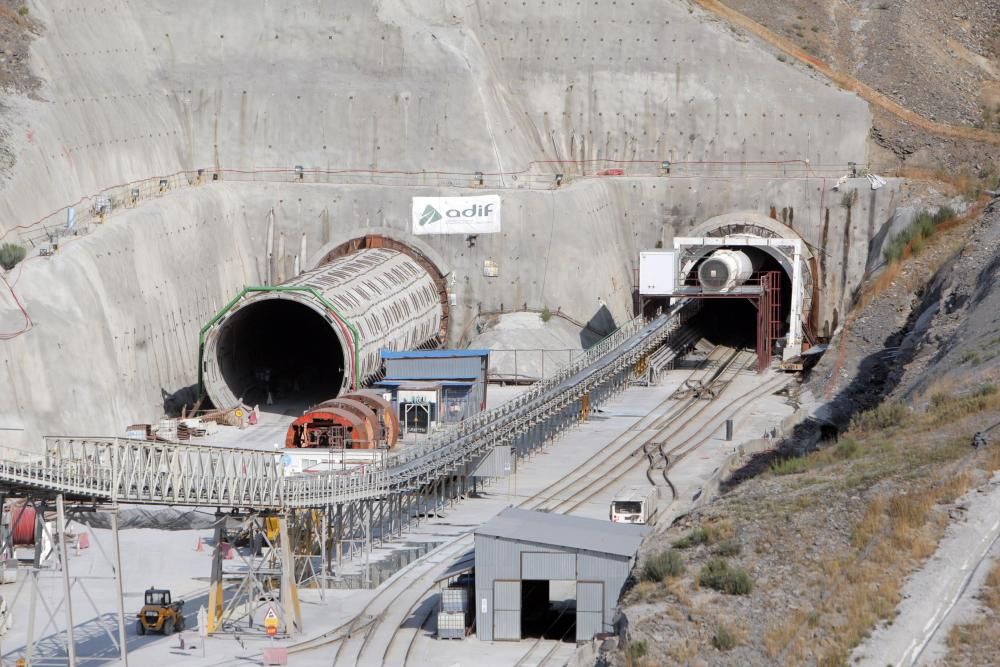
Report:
0,365,794,666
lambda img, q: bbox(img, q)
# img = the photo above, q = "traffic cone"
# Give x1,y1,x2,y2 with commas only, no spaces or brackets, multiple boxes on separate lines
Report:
195,536,204,552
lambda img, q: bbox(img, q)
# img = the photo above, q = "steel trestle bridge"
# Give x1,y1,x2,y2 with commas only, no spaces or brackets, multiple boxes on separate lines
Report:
0,305,693,511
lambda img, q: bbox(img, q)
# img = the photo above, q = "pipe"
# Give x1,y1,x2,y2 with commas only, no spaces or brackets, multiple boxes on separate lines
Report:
697,249,762,291
202,248,443,409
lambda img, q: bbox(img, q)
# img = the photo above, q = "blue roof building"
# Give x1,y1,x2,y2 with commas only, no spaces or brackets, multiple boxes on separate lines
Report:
375,349,490,435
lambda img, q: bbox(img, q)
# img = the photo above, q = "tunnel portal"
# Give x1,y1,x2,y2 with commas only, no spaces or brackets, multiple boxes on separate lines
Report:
202,248,446,410
691,246,793,351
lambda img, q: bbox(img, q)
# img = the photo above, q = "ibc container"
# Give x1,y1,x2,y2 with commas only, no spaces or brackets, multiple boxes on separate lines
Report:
157,419,178,441
437,611,466,639
441,587,467,613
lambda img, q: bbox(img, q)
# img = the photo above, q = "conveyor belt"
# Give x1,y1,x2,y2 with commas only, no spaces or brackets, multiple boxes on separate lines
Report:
0,303,692,510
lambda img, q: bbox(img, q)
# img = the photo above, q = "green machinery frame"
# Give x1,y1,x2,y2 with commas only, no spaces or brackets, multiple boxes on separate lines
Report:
197,285,361,400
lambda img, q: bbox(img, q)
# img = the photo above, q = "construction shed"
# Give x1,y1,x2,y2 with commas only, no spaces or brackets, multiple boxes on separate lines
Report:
474,508,647,642
375,349,489,432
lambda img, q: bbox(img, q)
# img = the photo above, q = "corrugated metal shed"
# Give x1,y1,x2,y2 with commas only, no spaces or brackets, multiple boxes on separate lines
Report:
476,508,646,557
473,508,647,642
381,349,490,359
381,348,488,381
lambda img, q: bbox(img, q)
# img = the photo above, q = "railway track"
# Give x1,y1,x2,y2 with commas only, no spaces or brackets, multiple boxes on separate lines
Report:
288,344,790,666
557,368,786,518
285,534,474,664
530,347,757,516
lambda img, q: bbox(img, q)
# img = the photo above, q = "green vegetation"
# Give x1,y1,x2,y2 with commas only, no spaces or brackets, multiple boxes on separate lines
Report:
627,639,648,660
642,548,685,581
699,558,753,595
0,243,27,271
714,539,742,557
18,5,28,16
674,519,735,548
961,350,981,365
770,456,811,475
540,306,552,323
712,623,738,651
833,436,861,460
927,386,999,424
850,402,908,432
673,526,709,549
884,207,955,263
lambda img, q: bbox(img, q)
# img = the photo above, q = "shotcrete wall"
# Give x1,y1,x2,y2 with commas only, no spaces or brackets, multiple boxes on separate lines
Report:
0,0,883,447
1,175,895,446
0,0,868,233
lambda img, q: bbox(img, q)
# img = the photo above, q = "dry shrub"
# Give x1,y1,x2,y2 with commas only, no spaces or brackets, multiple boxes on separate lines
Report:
887,491,933,530
704,517,734,543
631,580,659,602
942,561,1000,658
665,576,691,605
947,621,990,648
851,496,886,548
977,445,1000,473
666,637,699,663
980,560,1000,611
763,610,808,659
936,471,971,504
0,6,30,26
821,557,843,579
858,261,902,309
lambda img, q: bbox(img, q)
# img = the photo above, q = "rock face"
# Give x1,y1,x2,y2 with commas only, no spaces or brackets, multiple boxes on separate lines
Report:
895,200,1000,400
721,0,1000,172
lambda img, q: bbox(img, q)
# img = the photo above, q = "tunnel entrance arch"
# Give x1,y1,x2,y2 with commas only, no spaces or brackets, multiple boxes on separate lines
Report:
200,248,445,412
673,236,805,363
668,212,816,365
685,212,817,334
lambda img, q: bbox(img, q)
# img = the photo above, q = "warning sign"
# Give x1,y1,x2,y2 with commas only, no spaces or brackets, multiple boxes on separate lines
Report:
264,605,279,636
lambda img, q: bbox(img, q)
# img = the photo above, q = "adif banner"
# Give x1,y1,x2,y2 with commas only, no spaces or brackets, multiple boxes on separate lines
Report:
412,195,501,235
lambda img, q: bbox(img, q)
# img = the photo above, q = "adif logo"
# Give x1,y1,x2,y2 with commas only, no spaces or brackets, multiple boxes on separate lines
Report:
412,196,501,235
419,205,442,226
445,203,495,218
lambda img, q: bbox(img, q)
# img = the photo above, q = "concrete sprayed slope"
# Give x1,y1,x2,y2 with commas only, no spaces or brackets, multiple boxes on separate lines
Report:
0,0,868,231
0,173,898,447
0,187,258,442
0,0,880,446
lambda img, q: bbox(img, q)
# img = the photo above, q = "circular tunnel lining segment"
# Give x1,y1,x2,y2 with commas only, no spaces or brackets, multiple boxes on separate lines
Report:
213,299,345,407
202,248,444,409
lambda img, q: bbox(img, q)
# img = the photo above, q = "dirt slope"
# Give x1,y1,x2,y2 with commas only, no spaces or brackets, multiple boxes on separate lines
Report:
702,0,1000,178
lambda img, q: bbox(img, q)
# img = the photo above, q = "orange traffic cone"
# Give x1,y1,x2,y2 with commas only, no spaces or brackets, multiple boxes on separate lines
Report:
195,536,204,552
